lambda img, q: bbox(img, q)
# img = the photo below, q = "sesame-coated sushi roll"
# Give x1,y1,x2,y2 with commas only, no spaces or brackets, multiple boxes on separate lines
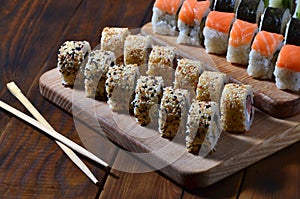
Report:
100,27,130,64
105,64,140,112
159,87,190,139
152,0,184,36
84,50,116,99
247,31,284,79
203,11,235,54
124,35,152,76
196,71,228,104
274,44,300,91
174,58,205,97
177,0,210,46
236,0,264,24
57,41,91,87
213,0,241,12
221,83,254,133
147,45,176,87
226,19,258,65
259,7,291,35
186,100,221,155
132,76,164,126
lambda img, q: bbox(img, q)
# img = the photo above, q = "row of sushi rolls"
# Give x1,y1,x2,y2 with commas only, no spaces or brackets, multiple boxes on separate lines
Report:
57,0,299,155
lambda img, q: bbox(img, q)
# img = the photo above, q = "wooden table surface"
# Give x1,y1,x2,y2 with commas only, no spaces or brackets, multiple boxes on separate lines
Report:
1,0,300,198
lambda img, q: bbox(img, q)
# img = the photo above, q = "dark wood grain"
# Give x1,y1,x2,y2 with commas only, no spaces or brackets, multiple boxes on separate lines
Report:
0,0,154,198
182,171,243,199
0,0,81,135
239,141,300,199
100,152,183,199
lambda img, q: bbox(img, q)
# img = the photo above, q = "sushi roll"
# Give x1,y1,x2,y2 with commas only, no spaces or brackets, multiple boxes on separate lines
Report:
186,100,221,155
124,35,152,75
226,19,258,65
274,44,300,91
247,31,284,79
284,18,300,46
100,27,130,64
132,76,164,126
159,87,190,139
294,0,300,18
203,11,235,54
147,45,176,87
220,83,254,133
196,71,228,104
259,7,291,35
268,0,295,10
57,41,91,87
213,0,241,12
174,58,205,96
177,0,210,46
151,0,184,36
84,50,116,99
236,0,265,23
105,64,140,112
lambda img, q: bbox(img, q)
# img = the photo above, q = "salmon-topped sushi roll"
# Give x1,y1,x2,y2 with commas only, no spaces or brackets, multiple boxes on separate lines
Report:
247,31,284,79
274,44,300,91
227,19,258,65
203,11,235,54
152,0,184,36
177,0,210,46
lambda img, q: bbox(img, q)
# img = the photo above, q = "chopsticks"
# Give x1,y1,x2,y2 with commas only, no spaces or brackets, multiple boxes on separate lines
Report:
3,82,109,184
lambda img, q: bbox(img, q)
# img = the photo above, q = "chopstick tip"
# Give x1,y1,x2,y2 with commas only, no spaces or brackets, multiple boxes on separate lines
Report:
7,81,21,95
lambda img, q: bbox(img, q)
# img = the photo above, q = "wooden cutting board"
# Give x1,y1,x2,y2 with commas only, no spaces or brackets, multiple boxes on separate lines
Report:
141,23,300,118
39,67,300,189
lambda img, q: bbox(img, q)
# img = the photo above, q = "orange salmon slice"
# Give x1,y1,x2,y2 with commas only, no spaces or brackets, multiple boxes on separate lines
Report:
155,0,183,15
251,31,284,57
229,19,258,47
276,44,300,72
205,11,235,33
179,0,210,25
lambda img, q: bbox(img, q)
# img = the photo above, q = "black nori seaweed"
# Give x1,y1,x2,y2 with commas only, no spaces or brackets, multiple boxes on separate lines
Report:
260,7,290,34
285,18,300,46
213,0,236,12
236,0,262,23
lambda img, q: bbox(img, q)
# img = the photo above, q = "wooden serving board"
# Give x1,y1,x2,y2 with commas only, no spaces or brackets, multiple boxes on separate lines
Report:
39,68,300,189
141,23,300,118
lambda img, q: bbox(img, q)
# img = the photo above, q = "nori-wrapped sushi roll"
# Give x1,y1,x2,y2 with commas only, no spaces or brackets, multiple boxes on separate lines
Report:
294,0,300,18
284,17,300,46
213,0,241,12
268,0,295,11
259,7,291,35
236,0,265,23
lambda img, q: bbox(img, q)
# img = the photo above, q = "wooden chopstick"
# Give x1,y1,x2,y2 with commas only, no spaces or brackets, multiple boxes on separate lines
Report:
6,82,101,185
0,100,109,169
